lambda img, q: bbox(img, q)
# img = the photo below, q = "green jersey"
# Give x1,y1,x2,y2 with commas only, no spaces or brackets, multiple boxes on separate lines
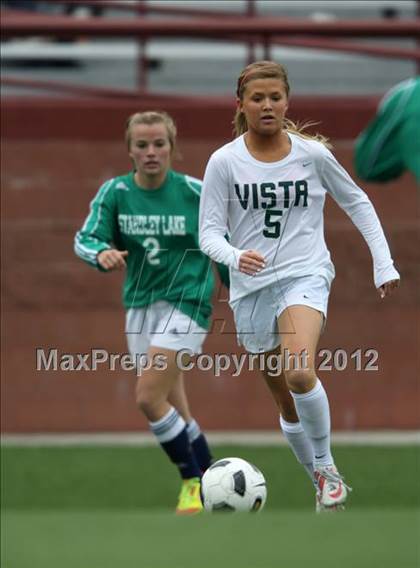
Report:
355,77,420,183
75,169,227,330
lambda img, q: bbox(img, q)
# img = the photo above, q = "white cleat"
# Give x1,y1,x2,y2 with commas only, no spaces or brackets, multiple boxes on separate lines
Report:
314,465,351,513
315,491,345,513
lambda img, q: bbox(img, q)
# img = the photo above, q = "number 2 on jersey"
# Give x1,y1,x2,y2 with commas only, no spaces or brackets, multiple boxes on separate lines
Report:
143,237,160,265
263,209,282,239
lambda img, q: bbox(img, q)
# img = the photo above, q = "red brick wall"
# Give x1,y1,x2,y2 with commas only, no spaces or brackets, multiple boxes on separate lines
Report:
2,98,419,432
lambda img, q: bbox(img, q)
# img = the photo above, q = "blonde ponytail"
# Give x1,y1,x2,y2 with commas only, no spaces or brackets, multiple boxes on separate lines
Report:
283,118,332,149
233,108,248,137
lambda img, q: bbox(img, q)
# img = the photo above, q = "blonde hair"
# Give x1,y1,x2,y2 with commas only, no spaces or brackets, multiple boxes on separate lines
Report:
125,110,178,156
234,60,331,148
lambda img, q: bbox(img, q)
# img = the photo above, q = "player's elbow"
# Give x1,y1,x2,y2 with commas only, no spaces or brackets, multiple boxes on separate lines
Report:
73,233,82,259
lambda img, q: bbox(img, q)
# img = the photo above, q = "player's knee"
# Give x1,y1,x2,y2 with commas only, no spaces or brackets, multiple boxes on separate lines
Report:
135,386,161,417
284,368,317,394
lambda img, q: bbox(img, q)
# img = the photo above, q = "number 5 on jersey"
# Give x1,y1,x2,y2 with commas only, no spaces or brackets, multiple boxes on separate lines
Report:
263,209,282,239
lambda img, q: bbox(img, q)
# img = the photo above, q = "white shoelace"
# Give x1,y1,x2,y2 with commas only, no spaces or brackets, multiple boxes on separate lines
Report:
317,467,353,492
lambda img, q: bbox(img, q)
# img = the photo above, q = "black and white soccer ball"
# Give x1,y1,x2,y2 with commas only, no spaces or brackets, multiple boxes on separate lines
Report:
201,457,267,512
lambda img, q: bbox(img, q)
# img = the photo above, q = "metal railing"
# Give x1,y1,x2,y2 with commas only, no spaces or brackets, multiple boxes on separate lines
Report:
2,3,419,98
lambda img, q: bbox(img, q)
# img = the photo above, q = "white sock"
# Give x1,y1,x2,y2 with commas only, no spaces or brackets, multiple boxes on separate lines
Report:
186,418,201,443
279,416,315,484
149,407,185,443
290,379,334,468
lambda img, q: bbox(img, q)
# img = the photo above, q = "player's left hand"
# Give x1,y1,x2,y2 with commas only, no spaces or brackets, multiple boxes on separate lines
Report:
378,279,400,299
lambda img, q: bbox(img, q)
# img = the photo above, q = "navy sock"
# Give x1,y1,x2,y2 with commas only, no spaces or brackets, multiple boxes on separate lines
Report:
150,408,201,480
187,419,213,473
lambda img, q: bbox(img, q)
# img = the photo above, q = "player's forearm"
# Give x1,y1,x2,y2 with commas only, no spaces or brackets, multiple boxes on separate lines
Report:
343,200,400,288
74,231,111,269
199,230,243,269
323,150,400,287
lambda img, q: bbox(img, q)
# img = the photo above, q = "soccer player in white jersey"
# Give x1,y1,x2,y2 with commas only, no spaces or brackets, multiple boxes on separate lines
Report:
75,111,228,515
199,61,400,512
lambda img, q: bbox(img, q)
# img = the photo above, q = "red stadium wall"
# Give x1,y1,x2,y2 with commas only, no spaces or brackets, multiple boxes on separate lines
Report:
1,97,419,432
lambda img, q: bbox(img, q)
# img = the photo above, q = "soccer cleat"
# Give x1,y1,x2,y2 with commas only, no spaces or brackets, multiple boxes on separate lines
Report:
315,491,345,513
314,465,351,512
175,477,203,515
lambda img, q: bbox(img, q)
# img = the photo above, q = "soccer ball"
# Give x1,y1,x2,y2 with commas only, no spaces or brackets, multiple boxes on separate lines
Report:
201,457,267,512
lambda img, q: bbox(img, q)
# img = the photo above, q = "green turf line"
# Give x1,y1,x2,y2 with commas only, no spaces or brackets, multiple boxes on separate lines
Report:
2,445,419,511
2,510,419,568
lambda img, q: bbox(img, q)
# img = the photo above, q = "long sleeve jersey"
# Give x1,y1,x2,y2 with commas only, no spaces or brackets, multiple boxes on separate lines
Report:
199,133,400,303
75,169,228,330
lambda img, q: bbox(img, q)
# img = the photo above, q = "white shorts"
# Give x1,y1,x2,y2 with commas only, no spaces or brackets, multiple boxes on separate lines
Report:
125,301,207,357
230,275,331,354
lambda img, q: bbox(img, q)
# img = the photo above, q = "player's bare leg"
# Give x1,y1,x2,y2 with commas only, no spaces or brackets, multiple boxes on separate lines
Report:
168,372,192,422
260,346,298,421
135,346,180,421
136,347,202,514
278,305,351,511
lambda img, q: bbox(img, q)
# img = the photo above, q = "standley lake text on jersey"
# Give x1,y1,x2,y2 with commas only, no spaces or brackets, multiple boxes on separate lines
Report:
118,214,186,236
234,180,308,209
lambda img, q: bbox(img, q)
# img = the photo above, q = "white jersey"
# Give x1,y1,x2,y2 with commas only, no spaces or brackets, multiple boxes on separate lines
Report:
199,132,399,303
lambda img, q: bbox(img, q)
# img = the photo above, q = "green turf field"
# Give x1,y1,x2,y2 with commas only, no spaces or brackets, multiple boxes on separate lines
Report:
2,444,419,568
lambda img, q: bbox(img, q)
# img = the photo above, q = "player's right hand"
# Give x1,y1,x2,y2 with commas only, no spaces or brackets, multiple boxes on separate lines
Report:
239,250,266,276
97,249,129,271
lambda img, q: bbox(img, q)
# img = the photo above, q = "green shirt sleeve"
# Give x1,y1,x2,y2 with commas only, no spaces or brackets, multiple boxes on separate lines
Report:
355,77,420,183
74,178,117,270
399,114,420,183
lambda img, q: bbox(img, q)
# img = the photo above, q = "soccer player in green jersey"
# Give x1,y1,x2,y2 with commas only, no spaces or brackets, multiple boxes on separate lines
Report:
355,77,420,184
75,111,228,515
